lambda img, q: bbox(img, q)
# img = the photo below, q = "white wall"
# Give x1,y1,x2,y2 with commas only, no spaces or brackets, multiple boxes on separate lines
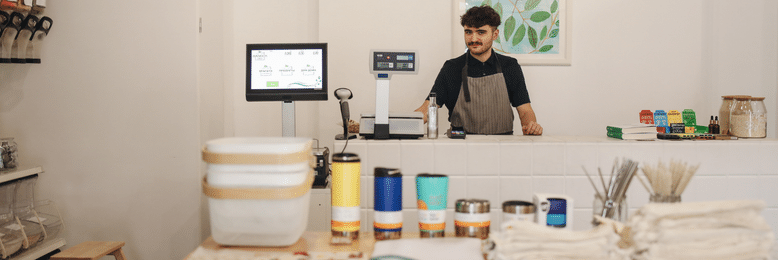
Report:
197,0,227,244
227,0,321,139
0,1,201,259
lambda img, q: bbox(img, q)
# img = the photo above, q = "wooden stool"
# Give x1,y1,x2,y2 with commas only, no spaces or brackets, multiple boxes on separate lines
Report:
51,241,127,260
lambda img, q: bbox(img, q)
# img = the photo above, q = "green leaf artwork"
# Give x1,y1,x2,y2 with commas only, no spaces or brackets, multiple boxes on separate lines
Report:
528,26,538,48
549,28,559,38
550,0,558,13
494,3,503,18
504,16,516,41
513,24,526,46
525,0,541,11
530,11,551,23
466,0,562,55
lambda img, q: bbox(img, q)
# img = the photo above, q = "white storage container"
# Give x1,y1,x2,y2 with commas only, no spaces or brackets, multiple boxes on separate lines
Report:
202,137,314,246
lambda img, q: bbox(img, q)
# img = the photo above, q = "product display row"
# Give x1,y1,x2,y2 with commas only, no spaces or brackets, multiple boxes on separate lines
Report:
0,1,52,64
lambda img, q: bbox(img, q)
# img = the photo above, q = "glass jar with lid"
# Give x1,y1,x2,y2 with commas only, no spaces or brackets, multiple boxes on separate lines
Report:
730,97,766,138
0,138,17,171
749,97,767,137
719,95,750,135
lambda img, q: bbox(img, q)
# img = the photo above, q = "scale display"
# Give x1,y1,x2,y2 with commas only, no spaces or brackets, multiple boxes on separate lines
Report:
370,51,417,73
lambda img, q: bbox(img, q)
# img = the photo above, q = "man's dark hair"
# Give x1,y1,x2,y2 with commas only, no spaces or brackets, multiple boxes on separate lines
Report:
460,5,501,29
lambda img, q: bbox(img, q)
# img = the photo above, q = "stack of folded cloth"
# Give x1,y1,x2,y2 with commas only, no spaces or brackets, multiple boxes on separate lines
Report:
628,200,775,260
489,220,629,260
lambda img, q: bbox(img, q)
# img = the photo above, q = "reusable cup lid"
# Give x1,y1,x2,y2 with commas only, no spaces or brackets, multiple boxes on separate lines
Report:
416,173,448,178
502,200,535,214
374,167,401,177
456,199,490,213
332,153,360,162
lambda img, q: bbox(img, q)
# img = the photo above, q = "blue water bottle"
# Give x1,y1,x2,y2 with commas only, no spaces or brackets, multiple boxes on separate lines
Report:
374,167,403,240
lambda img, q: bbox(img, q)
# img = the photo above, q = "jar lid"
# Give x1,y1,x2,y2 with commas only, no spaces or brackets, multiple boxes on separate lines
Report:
502,200,535,214
722,95,751,99
751,97,765,101
733,96,752,101
455,199,490,213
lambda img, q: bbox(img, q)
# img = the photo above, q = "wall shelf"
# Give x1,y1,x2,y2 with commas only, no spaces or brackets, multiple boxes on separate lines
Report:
9,237,65,260
0,166,43,184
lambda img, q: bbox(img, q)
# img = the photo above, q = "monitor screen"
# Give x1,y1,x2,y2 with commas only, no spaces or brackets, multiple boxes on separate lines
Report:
246,43,328,101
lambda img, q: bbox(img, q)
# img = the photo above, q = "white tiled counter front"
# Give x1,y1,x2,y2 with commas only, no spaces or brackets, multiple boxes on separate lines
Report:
333,136,778,235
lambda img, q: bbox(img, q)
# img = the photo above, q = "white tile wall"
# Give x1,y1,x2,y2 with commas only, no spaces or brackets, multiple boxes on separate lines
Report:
532,143,565,176
498,176,533,204
466,143,500,176
565,143,598,176
726,175,761,201
499,142,532,176
447,177,468,209
331,137,778,235
760,176,778,208
366,142,401,173
532,176,566,195
402,176,417,209
465,176,500,206
434,142,467,176
763,209,778,240
682,176,729,202
400,140,434,175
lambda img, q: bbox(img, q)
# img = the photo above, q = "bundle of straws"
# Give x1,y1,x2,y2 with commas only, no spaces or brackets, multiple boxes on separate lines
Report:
638,159,700,202
582,158,639,220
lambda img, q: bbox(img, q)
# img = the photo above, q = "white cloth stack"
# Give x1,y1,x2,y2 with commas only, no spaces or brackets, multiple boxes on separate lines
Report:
629,200,775,260
489,220,629,260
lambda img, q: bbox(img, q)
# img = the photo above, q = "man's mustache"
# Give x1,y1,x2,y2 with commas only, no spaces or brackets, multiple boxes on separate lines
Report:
468,42,482,46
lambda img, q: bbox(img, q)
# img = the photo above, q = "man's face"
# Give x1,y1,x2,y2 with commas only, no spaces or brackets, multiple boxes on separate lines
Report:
464,25,498,56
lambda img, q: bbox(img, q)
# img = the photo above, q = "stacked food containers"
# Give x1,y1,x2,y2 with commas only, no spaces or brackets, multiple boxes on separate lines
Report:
0,174,63,259
0,181,23,258
201,137,314,246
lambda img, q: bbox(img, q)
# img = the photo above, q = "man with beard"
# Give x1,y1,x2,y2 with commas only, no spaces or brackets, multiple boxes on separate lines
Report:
415,5,543,135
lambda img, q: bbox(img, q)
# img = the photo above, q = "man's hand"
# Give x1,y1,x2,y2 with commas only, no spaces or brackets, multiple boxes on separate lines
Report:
414,100,431,123
522,121,543,135
517,103,542,135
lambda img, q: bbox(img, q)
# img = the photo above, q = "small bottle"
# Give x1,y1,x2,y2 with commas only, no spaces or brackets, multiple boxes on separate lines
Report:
427,93,438,139
710,116,720,134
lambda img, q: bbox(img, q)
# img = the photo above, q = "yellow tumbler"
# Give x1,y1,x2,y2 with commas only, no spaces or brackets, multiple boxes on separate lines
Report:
331,153,361,243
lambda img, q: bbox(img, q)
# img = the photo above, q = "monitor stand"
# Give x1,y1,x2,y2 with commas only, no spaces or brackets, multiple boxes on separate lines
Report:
282,101,295,137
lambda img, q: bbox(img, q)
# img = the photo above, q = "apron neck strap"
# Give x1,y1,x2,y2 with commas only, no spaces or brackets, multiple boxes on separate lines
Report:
461,50,502,103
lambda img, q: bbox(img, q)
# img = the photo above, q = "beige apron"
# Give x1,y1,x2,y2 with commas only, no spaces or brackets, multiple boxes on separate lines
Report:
450,53,514,134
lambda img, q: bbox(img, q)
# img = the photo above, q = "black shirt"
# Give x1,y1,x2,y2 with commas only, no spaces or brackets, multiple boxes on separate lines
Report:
428,51,531,120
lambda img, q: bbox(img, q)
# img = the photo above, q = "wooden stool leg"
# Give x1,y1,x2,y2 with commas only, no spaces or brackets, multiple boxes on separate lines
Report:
110,247,127,260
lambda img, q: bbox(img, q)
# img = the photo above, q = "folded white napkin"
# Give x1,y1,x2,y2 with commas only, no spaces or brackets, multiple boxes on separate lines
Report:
629,200,775,260
489,220,629,260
